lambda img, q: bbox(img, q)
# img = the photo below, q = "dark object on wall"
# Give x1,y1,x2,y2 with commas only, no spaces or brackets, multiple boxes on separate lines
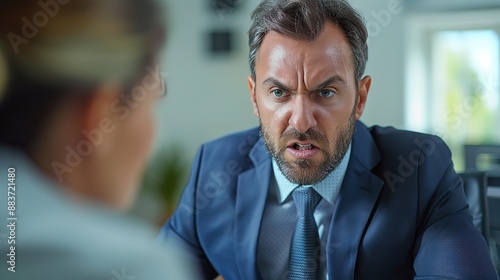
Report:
210,0,243,14
207,30,233,55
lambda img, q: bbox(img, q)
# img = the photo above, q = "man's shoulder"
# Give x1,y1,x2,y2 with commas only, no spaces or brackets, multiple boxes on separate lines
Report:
200,126,261,157
204,127,260,147
368,124,438,142
365,124,448,155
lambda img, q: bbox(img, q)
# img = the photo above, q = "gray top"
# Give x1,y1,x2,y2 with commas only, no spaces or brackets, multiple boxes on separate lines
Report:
0,146,197,280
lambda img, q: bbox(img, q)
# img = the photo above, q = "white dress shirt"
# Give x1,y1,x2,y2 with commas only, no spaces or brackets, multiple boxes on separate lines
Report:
257,145,351,280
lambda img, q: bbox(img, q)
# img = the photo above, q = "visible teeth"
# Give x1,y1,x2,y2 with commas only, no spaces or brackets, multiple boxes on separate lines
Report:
296,144,313,150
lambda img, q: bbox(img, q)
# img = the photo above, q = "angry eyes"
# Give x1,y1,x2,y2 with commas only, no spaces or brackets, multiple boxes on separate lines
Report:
271,89,336,99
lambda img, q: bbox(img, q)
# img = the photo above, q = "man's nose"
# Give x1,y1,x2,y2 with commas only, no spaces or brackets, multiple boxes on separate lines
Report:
288,96,317,133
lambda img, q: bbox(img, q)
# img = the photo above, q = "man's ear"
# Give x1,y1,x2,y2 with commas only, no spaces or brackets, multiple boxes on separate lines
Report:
80,84,122,143
247,76,259,117
354,75,371,120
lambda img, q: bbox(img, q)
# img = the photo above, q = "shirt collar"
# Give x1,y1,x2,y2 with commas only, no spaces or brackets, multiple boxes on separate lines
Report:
272,144,351,206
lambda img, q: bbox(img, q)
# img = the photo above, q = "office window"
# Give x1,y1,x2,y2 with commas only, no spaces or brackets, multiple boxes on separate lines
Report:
406,11,500,170
433,30,500,169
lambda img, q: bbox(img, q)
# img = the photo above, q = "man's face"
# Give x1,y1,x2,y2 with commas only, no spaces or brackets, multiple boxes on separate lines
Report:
248,22,371,185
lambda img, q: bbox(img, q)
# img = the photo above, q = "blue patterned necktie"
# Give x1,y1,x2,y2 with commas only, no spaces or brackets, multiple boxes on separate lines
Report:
288,186,321,280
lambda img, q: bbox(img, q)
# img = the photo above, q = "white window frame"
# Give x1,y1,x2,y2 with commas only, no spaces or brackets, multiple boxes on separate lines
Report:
405,10,500,134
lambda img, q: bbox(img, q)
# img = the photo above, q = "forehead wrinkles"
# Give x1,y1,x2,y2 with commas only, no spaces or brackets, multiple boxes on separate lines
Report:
301,44,345,88
256,27,354,89
328,44,355,85
256,32,304,83
267,44,290,75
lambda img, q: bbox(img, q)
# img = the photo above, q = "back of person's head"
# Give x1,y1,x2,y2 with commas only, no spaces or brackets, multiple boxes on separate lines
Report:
0,0,166,209
248,0,368,85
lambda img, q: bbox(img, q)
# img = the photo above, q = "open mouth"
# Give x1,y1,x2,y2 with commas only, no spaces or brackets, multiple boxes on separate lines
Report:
289,142,319,151
286,141,320,159
293,143,314,150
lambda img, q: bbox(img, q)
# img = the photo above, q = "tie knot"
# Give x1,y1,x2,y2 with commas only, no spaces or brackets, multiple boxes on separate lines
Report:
292,187,321,217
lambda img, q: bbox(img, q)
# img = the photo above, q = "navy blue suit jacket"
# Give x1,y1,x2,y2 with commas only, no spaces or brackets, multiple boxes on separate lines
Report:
159,122,498,279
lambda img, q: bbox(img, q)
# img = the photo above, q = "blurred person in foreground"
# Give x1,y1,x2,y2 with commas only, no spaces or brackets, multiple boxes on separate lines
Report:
0,0,196,279
159,0,498,279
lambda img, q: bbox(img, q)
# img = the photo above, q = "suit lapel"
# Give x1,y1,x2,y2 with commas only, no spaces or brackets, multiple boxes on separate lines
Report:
327,122,384,279
234,138,271,280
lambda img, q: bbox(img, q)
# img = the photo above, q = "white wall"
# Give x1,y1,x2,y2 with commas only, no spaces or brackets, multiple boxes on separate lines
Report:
153,0,417,161
155,0,261,161
350,0,407,129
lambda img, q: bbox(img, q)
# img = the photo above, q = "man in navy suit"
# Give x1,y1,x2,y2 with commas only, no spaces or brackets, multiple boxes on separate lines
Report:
159,0,498,279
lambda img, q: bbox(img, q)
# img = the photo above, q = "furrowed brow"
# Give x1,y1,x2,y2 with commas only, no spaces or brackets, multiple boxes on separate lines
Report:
262,77,293,93
314,75,345,90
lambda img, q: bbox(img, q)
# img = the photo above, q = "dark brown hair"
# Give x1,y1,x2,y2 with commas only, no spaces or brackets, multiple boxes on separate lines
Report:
248,0,368,84
0,0,166,153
